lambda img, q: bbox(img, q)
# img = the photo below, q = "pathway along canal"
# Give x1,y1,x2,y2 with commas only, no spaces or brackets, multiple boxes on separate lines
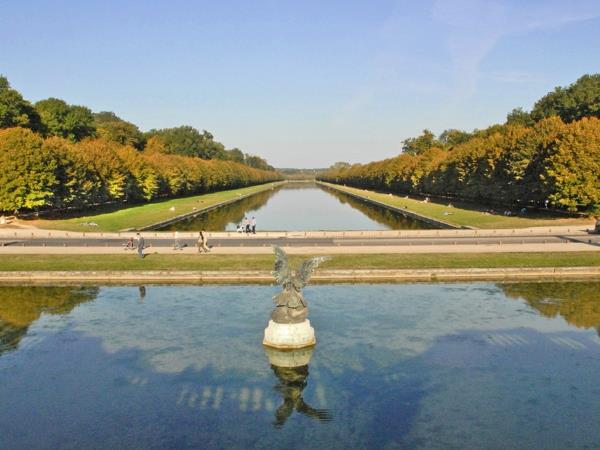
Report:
156,182,435,231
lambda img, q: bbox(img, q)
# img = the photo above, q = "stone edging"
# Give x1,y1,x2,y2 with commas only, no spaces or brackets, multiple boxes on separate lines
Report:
1,266,599,283
136,181,286,231
316,181,464,229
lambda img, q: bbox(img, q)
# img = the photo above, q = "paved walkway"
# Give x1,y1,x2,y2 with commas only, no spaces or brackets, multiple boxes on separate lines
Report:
0,225,598,254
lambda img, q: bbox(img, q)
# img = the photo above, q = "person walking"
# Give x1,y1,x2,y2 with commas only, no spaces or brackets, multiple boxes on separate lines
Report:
136,232,145,258
197,231,210,253
251,216,256,234
173,230,182,250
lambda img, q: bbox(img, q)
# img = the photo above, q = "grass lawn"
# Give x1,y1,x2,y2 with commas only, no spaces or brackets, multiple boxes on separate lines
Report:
28,182,283,232
0,252,598,272
320,182,593,229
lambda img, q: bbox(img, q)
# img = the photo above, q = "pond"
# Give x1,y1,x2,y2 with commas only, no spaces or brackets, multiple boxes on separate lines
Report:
1,282,600,449
157,183,433,231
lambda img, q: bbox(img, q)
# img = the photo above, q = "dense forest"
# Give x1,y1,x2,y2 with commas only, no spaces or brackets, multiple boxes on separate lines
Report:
0,76,280,214
320,75,600,213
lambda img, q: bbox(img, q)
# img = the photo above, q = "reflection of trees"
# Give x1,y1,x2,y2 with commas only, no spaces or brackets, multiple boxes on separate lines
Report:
323,187,434,230
0,286,98,355
501,282,600,331
158,187,280,231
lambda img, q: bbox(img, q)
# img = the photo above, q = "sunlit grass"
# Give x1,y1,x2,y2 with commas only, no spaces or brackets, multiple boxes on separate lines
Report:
30,182,283,232
0,252,598,272
321,182,593,229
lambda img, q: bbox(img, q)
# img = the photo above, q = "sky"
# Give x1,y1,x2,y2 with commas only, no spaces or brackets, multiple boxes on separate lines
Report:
2,0,600,168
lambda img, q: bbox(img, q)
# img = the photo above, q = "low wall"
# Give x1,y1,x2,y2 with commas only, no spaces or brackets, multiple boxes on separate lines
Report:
1,266,599,283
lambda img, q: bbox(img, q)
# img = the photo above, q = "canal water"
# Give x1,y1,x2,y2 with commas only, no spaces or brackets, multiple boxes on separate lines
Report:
1,282,600,449
157,182,433,231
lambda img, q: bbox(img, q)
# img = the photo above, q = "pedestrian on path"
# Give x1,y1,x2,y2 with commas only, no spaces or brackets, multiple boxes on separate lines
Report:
197,231,210,253
251,216,256,234
136,232,145,258
173,231,182,250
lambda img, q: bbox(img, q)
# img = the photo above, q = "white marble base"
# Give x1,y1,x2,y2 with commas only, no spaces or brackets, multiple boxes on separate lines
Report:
263,319,316,349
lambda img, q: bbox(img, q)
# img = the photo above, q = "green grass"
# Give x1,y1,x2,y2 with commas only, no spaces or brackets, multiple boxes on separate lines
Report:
30,182,283,232
0,252,598,272
321,182,593,229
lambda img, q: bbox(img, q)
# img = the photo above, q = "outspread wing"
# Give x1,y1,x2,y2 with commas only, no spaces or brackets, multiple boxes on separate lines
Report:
271,245,291,285
295,256,329,288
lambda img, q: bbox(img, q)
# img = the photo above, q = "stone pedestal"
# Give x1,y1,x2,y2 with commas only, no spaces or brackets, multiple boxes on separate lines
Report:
263,319,316,349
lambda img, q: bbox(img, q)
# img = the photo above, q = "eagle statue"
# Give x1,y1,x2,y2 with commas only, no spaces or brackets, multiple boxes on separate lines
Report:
270,245,329,324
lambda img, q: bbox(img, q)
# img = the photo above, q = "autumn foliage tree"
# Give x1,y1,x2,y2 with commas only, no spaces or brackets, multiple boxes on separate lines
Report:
321,75,600,213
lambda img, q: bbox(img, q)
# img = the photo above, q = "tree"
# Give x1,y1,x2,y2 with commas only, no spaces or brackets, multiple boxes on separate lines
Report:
94,111,145,150
506,108,534,127
402,129,439,155
0,75,42,131
0,128,58,212
438,129,472,149
146,126,220,159
531,74,600,123
35,98,96,141
329,161,351,170
226,148,245,163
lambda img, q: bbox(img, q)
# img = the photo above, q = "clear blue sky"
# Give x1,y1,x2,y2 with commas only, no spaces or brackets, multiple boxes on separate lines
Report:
2,0,600,167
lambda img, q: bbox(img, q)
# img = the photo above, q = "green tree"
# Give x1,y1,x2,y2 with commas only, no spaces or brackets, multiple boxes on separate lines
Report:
0,75,42,131
402,129,439,155
531,74,600,123
94,111,145,150
0,128,58,212
226,148,245,163
35,97,96,141
438,129,472,149
506,107,534,127
146,126,225,159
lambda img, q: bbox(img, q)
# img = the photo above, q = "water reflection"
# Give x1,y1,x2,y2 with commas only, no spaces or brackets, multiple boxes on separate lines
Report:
0,286,97,355
158,188,279,231
322,187,435,230
500,281,600,333
3,283,600,448
157,182,429,231
264,346,332,427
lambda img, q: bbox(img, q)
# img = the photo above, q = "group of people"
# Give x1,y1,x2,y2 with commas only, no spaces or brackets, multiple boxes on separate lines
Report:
125,231,210,258
237,216,257,234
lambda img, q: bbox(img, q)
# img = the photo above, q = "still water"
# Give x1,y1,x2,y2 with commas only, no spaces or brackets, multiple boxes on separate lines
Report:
1,282,600,449
158,183,432,231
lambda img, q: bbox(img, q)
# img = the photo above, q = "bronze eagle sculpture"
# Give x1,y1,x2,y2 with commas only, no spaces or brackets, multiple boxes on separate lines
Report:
270,245,329,324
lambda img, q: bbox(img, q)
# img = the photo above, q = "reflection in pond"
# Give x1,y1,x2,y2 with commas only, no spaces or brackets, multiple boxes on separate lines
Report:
3,283,600,448
157,182,430,231
323,186,435,230
0,286,97,356
500,281,600,332
158,188,279,231
265,346,331,427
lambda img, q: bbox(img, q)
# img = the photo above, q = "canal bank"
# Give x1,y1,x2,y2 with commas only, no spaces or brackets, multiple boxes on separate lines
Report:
139,181,287,231
1,266,600,283
317,181,462,229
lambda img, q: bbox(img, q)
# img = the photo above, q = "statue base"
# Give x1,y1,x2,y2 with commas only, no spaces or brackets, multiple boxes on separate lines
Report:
263,319,316,349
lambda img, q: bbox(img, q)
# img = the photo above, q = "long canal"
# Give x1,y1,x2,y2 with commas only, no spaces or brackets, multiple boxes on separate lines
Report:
157,182,434,231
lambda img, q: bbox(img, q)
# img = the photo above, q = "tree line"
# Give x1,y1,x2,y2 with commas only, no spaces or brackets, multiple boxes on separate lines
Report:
0,76,280,214
320,74,600,213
